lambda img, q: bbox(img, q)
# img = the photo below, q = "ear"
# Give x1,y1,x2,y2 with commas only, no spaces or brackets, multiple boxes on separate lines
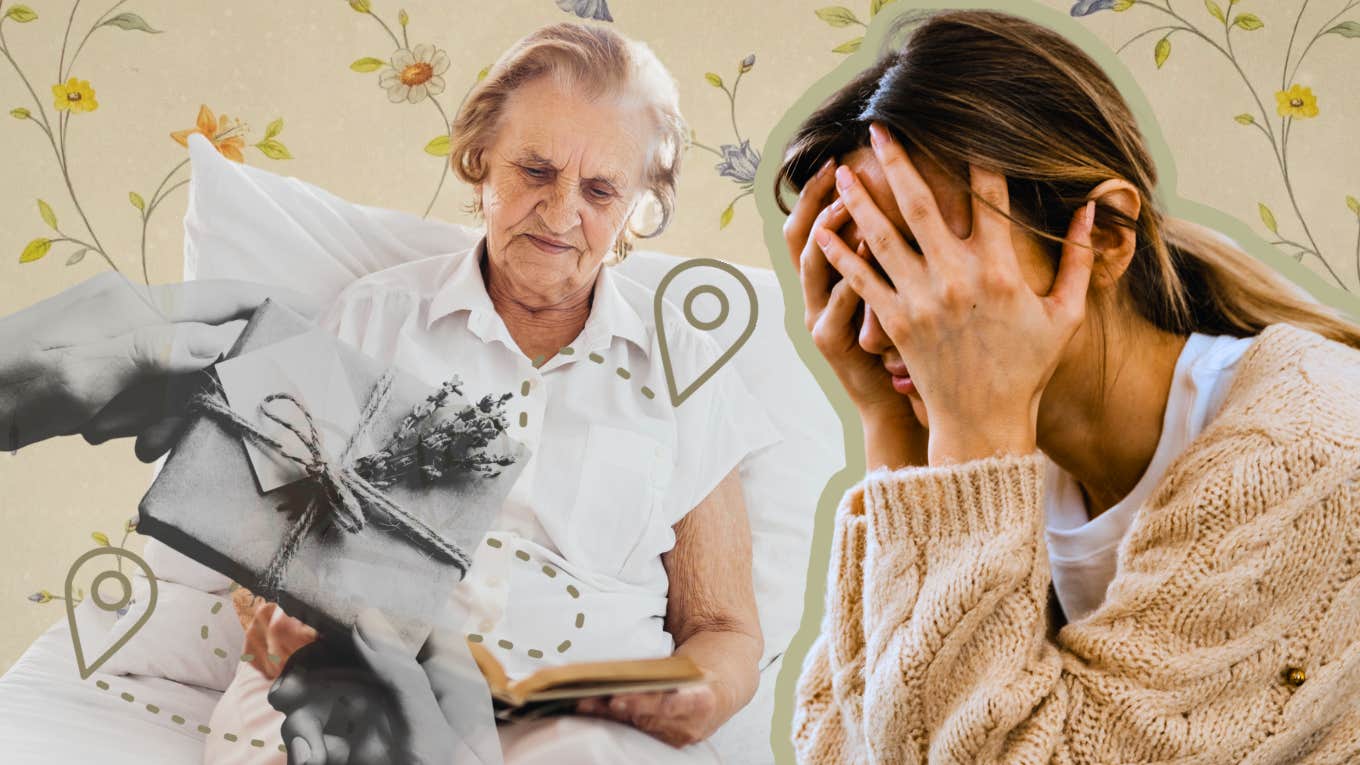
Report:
1084,178,1141,289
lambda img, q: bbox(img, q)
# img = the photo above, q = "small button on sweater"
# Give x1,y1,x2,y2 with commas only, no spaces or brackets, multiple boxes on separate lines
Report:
792,323,1360,764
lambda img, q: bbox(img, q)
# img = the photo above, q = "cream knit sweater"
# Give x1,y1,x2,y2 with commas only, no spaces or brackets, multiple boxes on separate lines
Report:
793,323,1360,764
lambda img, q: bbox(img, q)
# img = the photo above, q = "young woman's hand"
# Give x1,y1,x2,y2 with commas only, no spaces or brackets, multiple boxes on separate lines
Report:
785,159,927,469
813,123,1097,466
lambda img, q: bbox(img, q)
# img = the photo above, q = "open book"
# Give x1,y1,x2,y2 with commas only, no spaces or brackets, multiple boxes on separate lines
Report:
467,640,707,722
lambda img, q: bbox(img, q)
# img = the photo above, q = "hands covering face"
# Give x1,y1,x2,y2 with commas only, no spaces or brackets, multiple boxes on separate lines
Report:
795,122,1098,466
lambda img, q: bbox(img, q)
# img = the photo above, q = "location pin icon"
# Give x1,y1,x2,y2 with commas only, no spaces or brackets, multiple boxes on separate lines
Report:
653,258,759,406
65,546,158,679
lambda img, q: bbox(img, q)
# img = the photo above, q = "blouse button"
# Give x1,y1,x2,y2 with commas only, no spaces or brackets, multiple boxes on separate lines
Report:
1282,666,1307,687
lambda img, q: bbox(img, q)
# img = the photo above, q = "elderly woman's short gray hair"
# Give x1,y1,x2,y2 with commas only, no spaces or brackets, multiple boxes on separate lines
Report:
449,23,686,244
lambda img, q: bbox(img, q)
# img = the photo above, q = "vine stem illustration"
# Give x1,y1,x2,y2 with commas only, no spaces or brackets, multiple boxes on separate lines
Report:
1,3,120,273
351,4,477,218
1125,0,1352,287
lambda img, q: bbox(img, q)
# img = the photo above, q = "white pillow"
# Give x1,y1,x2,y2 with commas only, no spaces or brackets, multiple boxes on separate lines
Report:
182,132,481,305
98,576,243,692
142,536,233,594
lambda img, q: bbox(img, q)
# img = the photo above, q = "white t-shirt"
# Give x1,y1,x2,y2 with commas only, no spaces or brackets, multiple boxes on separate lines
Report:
1043,332,1257,624
320,240,780,677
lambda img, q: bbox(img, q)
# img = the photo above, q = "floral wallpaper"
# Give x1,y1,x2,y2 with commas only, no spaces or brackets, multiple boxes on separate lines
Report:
2,0,1357,693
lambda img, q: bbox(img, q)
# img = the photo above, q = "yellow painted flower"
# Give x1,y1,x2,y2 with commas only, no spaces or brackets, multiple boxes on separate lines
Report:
51,77,98,113
170,104,246,162
1275,84,1319,119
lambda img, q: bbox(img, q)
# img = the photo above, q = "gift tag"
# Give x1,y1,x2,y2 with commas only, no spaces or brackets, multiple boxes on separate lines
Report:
215,330,376,493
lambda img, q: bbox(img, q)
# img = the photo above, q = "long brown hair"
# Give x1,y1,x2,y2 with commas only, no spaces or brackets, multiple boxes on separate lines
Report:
775,9,1360,359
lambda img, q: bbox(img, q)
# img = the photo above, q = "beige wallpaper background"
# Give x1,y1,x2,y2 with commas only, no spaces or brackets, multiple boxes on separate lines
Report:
2,0,1358,755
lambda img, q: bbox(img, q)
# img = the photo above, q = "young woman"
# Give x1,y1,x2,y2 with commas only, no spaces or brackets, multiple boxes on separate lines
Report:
778,9,1360,764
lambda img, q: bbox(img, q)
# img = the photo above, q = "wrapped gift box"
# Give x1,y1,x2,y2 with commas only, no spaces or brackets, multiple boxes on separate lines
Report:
138,299,528,650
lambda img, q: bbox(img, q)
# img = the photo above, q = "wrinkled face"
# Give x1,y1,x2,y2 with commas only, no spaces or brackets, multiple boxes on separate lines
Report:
477,76,650,306
834,146,1058,427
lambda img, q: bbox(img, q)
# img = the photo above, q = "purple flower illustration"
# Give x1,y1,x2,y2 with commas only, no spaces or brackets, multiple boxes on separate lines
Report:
556,0,613,22
716,140,760,186
1070,0,1115,15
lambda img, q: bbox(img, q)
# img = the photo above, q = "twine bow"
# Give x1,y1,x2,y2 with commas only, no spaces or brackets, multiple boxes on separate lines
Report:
190,371,473,599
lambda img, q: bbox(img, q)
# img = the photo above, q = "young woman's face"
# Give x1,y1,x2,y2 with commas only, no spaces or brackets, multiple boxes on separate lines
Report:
477,76,649,306
834,146,1061,427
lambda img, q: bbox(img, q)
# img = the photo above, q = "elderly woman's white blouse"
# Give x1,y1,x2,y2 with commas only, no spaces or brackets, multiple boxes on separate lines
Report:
319,240,780,679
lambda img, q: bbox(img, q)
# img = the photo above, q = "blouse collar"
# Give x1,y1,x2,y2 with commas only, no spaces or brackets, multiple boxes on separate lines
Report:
425,237,650,358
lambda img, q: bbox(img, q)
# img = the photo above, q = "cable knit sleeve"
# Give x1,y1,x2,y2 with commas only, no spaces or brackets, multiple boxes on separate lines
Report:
794,436,1360,764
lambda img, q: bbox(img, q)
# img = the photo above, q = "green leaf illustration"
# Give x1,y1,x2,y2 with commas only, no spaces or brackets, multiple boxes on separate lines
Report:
1205,0,1225,22
425,134,451,156
476,66,490,82
264,117,284,140
1154,36,1172,68
37,199,57,230
66,248,88,266
833,37,864,54
720,202,735,229
349,0,372,12
1258,202,1278,234
399,8,409,27
254,139,293,160
1325,21,1360,38
705,72,724,88
19,238,51,263
1233,13,1264,31
1347,195,1360,216
1233,113,1255,124
10,107,30,119
100,12,162,33
4,6,38,23
870,0,898,15
351,57,386,73
816,7,861,27
128,191,145,211
92,531,110,547
1113,0,1134,10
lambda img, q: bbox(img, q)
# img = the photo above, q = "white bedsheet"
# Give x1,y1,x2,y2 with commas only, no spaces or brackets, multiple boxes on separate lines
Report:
0,599,223,764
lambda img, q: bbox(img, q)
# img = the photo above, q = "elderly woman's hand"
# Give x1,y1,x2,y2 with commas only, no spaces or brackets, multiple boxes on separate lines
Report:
813,123,1097,466
0,271,316,459
575,683,721,748
237,595,318,680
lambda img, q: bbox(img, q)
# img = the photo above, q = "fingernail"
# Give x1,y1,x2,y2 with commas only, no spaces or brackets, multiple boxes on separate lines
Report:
816,158,834,177
1084,200,1096,229
835,165,852,191
828,198,844,215
868,123,885,148
813,227,830,248
288,736,310,764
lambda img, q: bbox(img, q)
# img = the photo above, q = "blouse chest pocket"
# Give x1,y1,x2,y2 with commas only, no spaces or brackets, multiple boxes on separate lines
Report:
566,424,674,578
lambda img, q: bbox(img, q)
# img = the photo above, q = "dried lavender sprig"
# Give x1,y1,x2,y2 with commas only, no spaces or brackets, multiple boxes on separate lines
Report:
391,377,465,441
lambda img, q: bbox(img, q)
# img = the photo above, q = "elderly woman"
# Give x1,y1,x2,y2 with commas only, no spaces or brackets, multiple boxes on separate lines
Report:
202,22,777,764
